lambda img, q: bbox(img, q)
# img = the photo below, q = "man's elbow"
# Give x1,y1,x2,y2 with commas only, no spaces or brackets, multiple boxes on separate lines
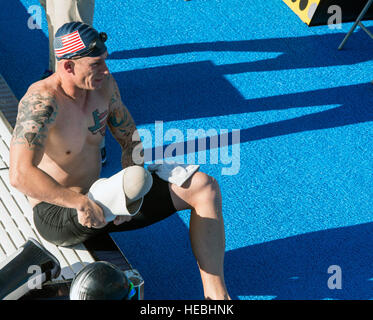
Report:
9,165,29,190
9,166,21,188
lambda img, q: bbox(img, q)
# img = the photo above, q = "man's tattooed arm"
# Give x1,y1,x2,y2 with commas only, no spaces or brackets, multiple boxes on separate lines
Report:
8,91,75,206
107,76,144,168
9,91,93,213
11,92,58,154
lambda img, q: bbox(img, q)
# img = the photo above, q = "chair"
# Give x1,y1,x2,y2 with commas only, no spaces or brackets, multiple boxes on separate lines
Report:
338,0,373,49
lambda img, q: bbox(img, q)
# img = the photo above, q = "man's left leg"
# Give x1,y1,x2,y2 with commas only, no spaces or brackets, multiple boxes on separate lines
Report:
169,171,230,300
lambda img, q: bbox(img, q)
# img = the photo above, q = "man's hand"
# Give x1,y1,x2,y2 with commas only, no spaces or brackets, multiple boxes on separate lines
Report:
76,197,107,228
113,214,132,226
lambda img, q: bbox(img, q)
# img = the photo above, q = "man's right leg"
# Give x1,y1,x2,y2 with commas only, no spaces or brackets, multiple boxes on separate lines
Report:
169,172,230,300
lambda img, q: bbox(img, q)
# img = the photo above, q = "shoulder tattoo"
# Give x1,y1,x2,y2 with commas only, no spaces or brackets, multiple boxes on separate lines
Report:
12,92,58,149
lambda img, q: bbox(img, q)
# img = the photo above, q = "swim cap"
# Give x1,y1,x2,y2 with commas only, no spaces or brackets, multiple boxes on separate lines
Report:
54,21,107,60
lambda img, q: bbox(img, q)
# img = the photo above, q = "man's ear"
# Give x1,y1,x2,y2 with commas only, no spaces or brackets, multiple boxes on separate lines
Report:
63,60,75,73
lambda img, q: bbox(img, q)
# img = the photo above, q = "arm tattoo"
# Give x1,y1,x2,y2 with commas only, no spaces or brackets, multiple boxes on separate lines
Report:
109,109,143,167
108,82,135,136
11,93,58,150
108,106,128,130
108,82,144,167
121,136,144,168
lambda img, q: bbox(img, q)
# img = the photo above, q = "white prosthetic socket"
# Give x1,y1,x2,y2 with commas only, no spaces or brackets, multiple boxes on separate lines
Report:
87,166,153,223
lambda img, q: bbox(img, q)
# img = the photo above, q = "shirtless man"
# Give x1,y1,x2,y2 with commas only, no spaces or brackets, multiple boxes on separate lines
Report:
9,22,230,300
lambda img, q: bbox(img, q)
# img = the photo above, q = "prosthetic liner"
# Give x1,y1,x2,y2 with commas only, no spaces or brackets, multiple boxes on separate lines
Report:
87,165,153,222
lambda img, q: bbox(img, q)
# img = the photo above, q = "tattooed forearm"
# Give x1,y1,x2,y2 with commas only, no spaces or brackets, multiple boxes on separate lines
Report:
115,124,144,167
11,93,58,149
109,108,144,167
121,140,144,168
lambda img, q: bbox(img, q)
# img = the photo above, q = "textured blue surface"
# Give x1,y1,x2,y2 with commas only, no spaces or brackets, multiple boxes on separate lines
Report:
2,0,373,299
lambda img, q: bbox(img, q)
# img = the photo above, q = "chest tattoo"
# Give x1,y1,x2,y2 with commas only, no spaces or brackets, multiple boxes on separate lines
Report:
88,109,108,136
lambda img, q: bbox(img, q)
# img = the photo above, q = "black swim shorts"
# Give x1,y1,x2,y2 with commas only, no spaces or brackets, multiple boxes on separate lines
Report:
33,173,177,247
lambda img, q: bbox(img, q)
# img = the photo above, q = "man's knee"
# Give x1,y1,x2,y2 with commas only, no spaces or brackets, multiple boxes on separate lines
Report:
189,172,219,204
170,171,220,211
193,171,218,188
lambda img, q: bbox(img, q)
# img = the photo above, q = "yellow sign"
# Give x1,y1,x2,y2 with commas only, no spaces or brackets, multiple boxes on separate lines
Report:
283,0,321,25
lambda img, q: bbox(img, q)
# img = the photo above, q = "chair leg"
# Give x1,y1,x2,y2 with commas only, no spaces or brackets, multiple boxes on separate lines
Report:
358,21,373,39
338,0,373,50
